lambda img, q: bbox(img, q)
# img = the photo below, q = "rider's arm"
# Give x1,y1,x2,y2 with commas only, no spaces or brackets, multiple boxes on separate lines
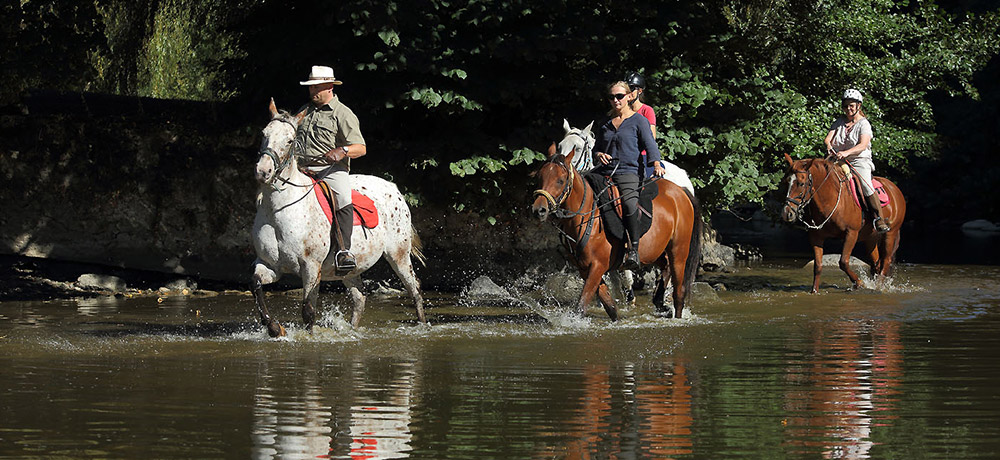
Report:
824,130,836,155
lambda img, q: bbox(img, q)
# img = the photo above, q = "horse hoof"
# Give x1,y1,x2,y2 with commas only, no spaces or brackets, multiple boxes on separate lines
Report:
266,321,286,338
653,309,674,319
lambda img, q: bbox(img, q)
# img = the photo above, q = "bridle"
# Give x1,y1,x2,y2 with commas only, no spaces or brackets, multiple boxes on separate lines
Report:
561,131,595,170
257,117,304,190
533,157,577,216
785,160,843,230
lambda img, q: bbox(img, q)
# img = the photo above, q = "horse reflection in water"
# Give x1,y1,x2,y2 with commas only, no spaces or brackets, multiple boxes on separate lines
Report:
251,359,418,459
540,361,695,458
781,321,903,458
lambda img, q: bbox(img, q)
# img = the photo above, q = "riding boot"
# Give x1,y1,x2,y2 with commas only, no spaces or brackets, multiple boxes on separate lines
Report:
334,204,357,273
622,211,642,271
866,193,891,233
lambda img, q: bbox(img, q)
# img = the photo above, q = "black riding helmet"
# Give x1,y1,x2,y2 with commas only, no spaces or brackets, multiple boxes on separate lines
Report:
625,72,645,89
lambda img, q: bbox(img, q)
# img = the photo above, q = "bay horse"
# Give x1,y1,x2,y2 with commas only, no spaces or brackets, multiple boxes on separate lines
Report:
558,120,698,306
781,153,906,292
251,99,426,336
531,144,702,319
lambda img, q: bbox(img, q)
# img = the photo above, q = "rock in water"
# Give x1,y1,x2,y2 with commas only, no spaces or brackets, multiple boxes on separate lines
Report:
76,274,127,292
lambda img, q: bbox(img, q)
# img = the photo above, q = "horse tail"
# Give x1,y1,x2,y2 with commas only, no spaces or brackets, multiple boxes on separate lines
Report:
682,189,703,301
410,224,427,267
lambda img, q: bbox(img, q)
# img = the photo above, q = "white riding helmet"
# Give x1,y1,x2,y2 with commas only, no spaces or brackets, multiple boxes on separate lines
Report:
843,89,863,103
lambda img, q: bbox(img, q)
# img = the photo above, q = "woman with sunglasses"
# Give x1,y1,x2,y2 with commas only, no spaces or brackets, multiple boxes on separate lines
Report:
593,81,667,270
824,89,891,233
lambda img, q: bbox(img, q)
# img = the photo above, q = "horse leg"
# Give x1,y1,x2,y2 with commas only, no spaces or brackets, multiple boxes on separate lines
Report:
809,233,825,293
880,231,901,278
620,270,636,305
595,279,619,321
575,266,605,317
652,271,673,318
300,265,322,333
839,231,863,290
252,261,285,337
386,249,427,325
343,276,367,328
667,251,690,319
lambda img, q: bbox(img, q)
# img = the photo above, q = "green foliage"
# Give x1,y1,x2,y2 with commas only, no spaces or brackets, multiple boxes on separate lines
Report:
4,0,999,222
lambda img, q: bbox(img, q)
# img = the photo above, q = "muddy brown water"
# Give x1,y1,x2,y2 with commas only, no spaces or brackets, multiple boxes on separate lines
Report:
2,260,1000,459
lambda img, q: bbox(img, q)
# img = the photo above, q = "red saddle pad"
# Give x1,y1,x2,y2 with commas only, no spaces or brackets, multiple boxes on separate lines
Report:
311,179,379,228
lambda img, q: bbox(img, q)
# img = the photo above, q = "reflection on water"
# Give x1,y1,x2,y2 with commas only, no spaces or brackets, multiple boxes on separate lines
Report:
782,321,902,459
0,263,999,458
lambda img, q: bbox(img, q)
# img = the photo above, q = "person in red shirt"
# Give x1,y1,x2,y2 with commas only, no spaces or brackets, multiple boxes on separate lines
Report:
626,72,656,178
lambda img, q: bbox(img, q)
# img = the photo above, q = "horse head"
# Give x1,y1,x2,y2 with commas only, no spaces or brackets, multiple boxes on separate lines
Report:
559,119,595,171
782,153,830,223
531,143,578,221
256,98,304,186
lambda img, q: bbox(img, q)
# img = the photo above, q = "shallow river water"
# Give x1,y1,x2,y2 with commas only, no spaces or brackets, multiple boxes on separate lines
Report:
2,260,1000,459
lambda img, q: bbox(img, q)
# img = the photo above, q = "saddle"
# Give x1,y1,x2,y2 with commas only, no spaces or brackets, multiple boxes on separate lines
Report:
840,163,890,213
310,177,379,228
583,172,657,242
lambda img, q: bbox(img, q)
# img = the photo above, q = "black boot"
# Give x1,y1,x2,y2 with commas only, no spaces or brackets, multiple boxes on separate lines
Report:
622,211,641,270
867,194,891,233
334,204,357,273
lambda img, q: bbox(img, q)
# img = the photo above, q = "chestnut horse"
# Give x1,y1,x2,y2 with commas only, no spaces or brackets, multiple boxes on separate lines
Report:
531,145,702,319
781,154,906,292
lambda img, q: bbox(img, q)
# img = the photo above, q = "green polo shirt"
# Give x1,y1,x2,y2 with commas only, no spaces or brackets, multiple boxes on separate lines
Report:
292,95,365,171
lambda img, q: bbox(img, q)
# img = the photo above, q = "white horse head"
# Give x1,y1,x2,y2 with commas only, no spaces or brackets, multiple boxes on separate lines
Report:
256,98,304,186
559,119,595,172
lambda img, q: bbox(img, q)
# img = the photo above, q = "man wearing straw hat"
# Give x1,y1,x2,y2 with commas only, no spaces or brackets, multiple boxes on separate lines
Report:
292,65,367,273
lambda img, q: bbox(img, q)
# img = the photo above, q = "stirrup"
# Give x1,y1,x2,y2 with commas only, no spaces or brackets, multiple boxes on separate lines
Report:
335,249,357,273
622,249,641,271
874,217,891,233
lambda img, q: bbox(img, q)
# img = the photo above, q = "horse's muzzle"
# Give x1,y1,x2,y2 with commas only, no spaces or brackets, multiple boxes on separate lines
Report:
531,198,550,222
781,204,797,223
255,160,275,185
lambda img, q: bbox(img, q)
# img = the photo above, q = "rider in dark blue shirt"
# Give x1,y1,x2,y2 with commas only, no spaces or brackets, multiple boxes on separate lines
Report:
593,81,667,270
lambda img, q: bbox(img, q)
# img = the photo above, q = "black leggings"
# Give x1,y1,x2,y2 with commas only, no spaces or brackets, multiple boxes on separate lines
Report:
613,173,641,246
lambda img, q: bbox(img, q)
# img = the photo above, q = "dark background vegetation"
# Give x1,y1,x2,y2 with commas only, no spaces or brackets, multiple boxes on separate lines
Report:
2,0,998,229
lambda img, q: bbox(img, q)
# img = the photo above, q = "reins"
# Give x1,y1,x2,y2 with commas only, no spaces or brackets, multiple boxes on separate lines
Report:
787,159,845,230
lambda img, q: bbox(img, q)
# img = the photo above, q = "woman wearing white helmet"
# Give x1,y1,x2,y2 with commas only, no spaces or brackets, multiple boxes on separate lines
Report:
825,89,891,233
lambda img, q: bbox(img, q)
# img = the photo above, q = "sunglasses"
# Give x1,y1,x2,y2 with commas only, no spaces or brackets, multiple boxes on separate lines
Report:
607,93,628,101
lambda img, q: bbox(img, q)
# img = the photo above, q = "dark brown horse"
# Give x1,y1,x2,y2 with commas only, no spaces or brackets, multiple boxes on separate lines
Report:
531,145,702,319
781,154,906,292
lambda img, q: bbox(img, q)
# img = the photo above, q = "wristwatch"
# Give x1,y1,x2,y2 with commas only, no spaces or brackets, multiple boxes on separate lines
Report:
342,145,350,155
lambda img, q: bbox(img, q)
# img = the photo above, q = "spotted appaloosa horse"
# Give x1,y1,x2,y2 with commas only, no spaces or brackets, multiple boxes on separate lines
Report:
781,153,906,292
531,144,702,319
251,99,426,336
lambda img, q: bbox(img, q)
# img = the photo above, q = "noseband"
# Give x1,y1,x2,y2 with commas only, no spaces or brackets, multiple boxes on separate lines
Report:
257,117,299,187
533,158,575,214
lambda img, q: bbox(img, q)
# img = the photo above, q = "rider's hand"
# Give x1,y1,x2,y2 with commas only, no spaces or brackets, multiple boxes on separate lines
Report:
596,152,611,165
653,163,667,177
826,146,836,157
325,147,346,162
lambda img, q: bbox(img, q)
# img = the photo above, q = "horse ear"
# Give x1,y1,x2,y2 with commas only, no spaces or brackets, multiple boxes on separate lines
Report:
783,153,794,167
582,120,594,135
293,109,306,125
562,118,571,133
564,146,577,164
268,98,279,119
547,142,557,158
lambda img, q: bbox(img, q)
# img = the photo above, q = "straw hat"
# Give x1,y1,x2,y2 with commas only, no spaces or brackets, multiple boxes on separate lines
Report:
299,66,343,86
